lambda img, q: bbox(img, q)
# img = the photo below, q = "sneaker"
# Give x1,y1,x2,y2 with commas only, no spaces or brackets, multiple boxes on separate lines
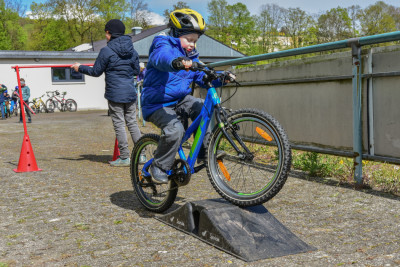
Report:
139,151,147,164
149,164,168,184
110,157,130,167
28,119,32,123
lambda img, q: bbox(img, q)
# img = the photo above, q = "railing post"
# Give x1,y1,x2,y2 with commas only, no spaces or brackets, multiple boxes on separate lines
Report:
351,42,363,184
367,48,375,156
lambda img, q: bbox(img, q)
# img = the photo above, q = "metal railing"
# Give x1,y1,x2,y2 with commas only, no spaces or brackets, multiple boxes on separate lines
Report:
206,31,400,184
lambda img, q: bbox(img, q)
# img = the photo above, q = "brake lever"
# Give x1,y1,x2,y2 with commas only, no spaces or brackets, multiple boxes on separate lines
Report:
189,61,206,71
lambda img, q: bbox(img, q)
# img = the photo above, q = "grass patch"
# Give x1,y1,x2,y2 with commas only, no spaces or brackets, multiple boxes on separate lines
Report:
292,150,400,196
74,223,90,231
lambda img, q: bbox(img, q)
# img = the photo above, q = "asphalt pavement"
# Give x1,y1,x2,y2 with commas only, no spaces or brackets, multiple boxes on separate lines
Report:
0,110,399,266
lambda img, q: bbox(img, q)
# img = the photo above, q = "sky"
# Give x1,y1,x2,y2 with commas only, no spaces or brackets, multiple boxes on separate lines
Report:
20,0,400,25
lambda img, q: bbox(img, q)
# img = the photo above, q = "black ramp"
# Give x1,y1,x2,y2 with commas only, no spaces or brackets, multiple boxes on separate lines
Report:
157,199,316,262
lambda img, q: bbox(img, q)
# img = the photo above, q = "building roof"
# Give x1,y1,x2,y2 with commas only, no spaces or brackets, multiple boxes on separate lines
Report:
0,50,98,59
0,25,245,64
69,24,246,63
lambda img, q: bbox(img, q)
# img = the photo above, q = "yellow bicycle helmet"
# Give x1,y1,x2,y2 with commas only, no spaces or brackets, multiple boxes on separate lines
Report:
169,9,206,36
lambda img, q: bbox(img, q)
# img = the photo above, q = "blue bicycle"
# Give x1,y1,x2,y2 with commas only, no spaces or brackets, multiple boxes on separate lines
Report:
131,64,292,212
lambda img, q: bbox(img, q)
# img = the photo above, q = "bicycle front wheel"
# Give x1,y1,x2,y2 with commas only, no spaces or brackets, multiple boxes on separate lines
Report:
131,134,178,213
46,99,56,113
65,99,77,112
206,108,292,207
29,102,38,113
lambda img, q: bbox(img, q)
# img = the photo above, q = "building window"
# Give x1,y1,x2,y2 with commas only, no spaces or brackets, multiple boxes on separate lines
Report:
52,67,84,82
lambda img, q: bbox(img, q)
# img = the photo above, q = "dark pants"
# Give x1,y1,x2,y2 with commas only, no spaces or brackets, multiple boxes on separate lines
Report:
19,100,31,122
147,95,209,171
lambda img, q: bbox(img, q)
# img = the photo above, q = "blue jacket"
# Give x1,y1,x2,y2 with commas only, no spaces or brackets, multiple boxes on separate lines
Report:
79,35,140,103
141,34,223,120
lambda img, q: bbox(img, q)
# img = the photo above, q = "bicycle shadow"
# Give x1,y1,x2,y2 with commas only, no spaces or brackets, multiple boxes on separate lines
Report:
109,190,184,218
57,154,111,164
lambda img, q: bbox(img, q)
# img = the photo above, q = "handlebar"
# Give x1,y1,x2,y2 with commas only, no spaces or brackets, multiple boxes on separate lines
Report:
187,62,240,87
46,90,63,97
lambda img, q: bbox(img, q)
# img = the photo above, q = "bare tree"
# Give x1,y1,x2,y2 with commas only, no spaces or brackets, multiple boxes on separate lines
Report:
5,0,26,17
282,7,313,48
163,1,190,23
129,0,150,26
47,0,100,44
207,0,230,43
347,5,361,36
258,4,284,52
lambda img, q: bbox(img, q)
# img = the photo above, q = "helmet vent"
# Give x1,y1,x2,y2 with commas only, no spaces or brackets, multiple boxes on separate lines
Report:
190,14,199,22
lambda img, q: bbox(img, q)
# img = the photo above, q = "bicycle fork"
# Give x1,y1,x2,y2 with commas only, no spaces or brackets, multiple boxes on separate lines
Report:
214,104,253,161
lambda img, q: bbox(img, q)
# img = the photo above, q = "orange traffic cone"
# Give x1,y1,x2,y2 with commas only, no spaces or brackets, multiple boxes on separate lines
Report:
13,134,42,173
111,138,120,161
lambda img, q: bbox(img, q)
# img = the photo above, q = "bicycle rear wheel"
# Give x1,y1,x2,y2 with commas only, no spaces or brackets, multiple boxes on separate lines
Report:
65,99,77,112
206,108,291,207
131,134,178,213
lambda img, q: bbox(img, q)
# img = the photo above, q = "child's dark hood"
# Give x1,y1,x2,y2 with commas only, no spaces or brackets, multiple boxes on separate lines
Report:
107,35,134,59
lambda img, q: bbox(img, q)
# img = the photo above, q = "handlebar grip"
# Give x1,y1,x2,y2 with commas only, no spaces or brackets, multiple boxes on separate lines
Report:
173,60,184,70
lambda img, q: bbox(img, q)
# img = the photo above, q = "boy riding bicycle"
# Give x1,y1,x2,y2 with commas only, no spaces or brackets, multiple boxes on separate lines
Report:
141,9,235,183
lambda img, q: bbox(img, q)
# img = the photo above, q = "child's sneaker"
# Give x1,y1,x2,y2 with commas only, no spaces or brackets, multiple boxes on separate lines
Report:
110,157,130,167
149,164,168,184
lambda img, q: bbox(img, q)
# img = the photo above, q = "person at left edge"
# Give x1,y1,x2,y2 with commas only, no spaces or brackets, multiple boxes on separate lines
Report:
71,19,142,167
0,84,7,120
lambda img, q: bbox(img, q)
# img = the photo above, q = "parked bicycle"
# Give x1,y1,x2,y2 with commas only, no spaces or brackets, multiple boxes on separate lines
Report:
7,99,18,117
46,90,77,112
130,63,292,212
29,94,48,113
2,100,10,118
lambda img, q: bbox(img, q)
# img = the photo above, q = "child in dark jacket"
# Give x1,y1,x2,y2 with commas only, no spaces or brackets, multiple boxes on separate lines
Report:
142,9,234,183
71,19,142,167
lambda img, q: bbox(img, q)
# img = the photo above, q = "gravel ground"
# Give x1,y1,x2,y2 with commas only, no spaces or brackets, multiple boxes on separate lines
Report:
0,110,399,267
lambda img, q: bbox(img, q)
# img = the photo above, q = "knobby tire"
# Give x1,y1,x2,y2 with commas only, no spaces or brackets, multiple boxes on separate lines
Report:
206,108,292,207
131,134,178,213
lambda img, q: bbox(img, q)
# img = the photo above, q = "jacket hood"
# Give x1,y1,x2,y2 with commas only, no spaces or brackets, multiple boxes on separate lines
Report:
107,35,134,59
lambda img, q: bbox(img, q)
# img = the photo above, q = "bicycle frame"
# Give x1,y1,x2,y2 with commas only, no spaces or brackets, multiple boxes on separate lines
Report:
141,86,221,177
32,97,45,108
51,94,65,104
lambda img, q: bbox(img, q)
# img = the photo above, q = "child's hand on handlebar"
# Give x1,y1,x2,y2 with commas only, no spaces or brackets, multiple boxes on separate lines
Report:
224,71,236,83
172,57,193,71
